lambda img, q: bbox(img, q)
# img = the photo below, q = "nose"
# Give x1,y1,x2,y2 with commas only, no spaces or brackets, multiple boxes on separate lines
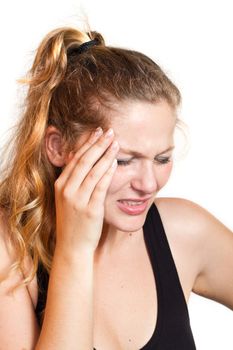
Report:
130,162,158,194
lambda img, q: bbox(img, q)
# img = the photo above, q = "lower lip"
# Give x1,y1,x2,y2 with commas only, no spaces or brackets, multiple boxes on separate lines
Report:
117,200,148,215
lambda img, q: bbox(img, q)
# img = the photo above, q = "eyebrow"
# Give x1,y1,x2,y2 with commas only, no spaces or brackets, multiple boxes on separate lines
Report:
118,145,175,157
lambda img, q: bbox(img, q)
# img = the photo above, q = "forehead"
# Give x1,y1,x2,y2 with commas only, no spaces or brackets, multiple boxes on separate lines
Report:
109,100,176,151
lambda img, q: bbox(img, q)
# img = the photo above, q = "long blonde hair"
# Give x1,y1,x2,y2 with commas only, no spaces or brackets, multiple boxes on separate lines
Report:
0,25,182,286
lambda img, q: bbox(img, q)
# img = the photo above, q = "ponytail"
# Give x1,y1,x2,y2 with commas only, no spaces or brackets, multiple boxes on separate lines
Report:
0,24,181,291
0,26,100,285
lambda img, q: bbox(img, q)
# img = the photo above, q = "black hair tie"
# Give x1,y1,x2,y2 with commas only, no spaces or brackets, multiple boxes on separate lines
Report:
67,39,100,56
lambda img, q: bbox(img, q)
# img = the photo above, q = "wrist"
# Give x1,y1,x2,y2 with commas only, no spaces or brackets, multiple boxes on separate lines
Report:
53,244,95,265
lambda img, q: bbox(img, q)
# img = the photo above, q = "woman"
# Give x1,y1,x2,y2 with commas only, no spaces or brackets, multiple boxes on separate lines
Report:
0,26,232,350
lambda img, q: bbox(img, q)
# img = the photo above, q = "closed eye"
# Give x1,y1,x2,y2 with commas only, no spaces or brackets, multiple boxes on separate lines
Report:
117,159,132,166
156,157,172,164
117,157,172,166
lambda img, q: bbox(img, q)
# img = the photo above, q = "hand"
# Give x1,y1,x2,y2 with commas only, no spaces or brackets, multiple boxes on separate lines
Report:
54,127,119,256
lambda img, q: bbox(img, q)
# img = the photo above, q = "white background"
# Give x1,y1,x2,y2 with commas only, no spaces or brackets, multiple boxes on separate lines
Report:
0,0,232,348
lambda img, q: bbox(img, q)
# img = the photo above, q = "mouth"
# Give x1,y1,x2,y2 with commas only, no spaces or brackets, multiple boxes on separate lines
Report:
117,198,150,215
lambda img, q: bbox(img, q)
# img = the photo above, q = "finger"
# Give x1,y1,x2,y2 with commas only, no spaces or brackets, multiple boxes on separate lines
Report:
55,127,103,188
88,158,118,210
62,128,115,194
77,140,119,205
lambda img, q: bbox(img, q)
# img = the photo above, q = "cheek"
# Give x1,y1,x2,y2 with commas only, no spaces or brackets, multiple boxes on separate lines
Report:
158,161,173,187
106,169,128,194
106,162,173,195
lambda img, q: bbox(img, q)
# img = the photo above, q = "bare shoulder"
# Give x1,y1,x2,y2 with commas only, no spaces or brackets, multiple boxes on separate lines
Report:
154,197,233,310
0,208,38,306
152,197,207,300
153,196,209,249
0,208,22,276
0,208,39,348
153,196,230,240
154,196,210,228
154,195,232,247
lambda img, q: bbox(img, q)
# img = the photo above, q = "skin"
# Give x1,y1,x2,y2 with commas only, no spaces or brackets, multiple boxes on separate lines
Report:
45,97,233,305
0,98,232,349
46,98,233,346
46,99,178,348
95,99,176,254
46,98,176,254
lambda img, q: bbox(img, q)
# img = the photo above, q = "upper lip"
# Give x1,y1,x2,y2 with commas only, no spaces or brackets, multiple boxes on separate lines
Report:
118,197,151,202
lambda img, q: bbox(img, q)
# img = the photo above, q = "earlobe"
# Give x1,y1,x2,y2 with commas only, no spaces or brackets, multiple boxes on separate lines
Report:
45,126,67,167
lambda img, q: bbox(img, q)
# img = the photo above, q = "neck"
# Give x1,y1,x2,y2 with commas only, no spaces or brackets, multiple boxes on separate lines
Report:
95,222,143,258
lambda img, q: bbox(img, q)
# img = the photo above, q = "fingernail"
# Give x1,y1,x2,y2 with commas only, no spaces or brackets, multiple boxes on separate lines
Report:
105,128,114,138
111,159,118,168
94,127,103,137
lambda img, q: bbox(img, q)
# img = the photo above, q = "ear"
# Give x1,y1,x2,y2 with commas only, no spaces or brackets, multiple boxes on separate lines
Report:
44,126,68,167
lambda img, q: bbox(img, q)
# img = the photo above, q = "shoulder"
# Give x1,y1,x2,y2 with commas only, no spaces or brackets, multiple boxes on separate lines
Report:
0,208,38,307
154,196,209,224
152,197,206,298
153,196,232,246
153,196,232,266
153,196,209,246
0,208,39,348
154,197,233,309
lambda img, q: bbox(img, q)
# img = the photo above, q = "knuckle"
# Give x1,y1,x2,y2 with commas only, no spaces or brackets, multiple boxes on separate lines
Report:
60,190,84,211
86,207,97,220
73,201,84,212
54,179,62,191
88,170,98,181
78,156,88,168
61,187,73,201
95,181,106,193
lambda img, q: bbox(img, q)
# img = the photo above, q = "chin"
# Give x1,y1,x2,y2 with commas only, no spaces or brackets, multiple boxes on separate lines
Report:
104,202,150,232
105,220,145,233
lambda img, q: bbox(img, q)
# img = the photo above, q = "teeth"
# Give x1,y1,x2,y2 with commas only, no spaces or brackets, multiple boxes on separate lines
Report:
120,200,144,206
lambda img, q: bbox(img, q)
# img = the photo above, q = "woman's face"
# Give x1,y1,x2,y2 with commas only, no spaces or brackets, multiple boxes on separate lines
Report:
103,99,177,233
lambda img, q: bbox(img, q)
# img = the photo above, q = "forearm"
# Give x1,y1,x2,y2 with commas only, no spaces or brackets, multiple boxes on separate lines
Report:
35,248,94,350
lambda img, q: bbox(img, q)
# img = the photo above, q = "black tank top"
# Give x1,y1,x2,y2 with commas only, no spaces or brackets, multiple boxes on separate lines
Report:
36,203,196,349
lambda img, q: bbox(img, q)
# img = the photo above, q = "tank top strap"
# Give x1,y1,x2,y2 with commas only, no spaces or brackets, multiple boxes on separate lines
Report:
143,202,191,324
35,262,49,326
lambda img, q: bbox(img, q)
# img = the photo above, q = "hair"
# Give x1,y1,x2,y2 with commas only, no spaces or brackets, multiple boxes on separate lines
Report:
0,26,182,288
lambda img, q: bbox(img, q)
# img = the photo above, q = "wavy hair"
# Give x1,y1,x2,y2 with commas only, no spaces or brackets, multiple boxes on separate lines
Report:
0,25,182,287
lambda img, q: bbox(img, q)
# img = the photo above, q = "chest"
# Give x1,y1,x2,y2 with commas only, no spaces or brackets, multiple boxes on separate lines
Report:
31,205,197,349
93,243,157,349
93,233,193,350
